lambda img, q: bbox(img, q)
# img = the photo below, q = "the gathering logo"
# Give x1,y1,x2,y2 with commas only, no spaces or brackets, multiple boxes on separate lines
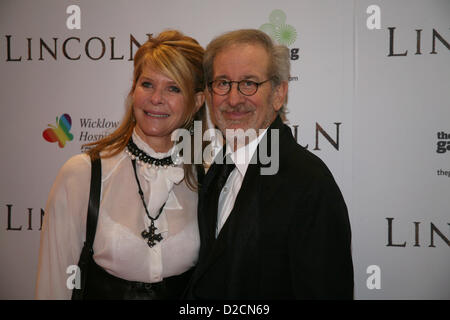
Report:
436,131,449,178
260,9,300,61
260,9,298,46
436,131,450,154
42,113,74,148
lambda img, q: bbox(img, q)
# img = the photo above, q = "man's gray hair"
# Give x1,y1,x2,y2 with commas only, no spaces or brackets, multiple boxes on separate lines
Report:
203,29,290,117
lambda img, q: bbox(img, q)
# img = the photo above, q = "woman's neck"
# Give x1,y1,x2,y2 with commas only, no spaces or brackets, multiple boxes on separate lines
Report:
134,127,174,153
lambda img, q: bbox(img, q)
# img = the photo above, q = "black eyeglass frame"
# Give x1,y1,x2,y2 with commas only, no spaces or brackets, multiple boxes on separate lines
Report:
207,78,273,96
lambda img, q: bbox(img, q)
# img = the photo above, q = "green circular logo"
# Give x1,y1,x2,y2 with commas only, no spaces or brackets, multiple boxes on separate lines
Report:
259,9,298,46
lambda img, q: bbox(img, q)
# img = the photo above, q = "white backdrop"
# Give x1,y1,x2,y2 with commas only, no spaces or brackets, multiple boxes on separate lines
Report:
0,0,449,299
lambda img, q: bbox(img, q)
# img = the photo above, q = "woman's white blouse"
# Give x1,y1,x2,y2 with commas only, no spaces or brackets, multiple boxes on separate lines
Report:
35,132,199,299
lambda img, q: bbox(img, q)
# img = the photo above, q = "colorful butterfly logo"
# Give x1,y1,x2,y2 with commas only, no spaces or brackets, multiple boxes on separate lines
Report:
43,114,74,148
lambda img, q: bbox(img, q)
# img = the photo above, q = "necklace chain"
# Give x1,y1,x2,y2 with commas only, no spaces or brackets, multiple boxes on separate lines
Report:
130,150,166,248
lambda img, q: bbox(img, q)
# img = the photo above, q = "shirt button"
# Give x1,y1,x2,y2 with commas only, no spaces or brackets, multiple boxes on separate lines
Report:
222,186,228,193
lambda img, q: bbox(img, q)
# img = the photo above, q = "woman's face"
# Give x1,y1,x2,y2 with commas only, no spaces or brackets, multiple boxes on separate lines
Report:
133,64,189,152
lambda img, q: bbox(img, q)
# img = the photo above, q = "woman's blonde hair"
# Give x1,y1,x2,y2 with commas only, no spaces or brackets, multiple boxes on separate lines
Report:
85,30,206,190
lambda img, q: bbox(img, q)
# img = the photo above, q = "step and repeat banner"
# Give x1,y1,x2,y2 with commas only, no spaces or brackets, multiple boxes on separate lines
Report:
0,0,448,299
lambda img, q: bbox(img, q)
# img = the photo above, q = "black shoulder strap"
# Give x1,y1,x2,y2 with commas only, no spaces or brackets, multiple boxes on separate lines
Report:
85,155,102,250
72,154,101,300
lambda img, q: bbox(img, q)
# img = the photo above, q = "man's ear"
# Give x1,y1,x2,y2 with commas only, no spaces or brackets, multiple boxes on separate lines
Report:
272,81,288,112
194,90,206,112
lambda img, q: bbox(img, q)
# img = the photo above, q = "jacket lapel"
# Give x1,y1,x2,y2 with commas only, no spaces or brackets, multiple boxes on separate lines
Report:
198,159,223,251
257,116,289,205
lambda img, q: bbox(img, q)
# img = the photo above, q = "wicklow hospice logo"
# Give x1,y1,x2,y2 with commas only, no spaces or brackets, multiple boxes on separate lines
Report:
79,117,120,152
42,113,73,148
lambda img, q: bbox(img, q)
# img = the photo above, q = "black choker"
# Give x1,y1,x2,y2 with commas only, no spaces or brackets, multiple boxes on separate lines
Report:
126,139,175,168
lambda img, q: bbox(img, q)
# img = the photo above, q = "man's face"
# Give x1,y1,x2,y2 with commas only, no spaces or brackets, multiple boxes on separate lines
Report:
208,43,286,135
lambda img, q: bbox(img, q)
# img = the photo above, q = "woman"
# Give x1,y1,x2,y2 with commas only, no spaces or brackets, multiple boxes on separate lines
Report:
35,30,206,299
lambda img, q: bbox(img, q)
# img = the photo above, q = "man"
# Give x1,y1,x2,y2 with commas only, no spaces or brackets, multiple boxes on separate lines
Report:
186,29,353,299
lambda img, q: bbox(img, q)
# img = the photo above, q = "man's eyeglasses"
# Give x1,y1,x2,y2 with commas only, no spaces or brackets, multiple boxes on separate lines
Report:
208,78,273,96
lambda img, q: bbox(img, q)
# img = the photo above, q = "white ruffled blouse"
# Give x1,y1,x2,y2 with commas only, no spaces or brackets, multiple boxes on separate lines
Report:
35,131,199,299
